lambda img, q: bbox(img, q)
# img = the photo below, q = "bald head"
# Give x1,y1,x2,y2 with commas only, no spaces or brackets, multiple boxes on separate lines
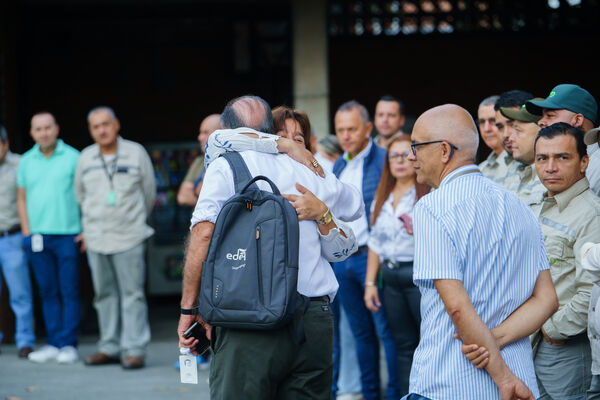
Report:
198,113,221,151
413,104,479,163
221,95,274,133
409,104,479,188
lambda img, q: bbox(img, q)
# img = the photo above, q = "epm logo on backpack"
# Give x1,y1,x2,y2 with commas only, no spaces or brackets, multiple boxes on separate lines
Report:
227,248,247,270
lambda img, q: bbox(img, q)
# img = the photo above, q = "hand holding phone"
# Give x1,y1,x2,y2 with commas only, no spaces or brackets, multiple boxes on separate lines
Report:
183,321,211,357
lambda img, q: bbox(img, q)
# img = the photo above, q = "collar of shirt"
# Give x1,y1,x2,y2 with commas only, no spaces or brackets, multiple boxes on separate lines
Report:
501,150,514,166
343,139,372,164
439,164,480,187
91,136,125,160
383,185,416,216
543,177,590,212
32,138,67,158
0,150,16,166
517,163,535,181
485,151,499,167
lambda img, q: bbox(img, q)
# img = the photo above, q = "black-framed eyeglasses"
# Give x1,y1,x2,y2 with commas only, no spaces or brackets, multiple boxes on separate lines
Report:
410,140,459,157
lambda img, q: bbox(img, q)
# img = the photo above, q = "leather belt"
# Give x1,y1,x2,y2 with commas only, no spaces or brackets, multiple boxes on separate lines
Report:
0,225,20,238
351,245,368,257
309,296,330,303
382,259,413,270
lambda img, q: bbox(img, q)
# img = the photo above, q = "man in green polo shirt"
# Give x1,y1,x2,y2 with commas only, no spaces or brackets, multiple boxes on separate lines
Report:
16,111,81,364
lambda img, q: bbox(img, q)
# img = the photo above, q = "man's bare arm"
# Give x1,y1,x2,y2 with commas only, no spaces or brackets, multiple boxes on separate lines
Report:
177,221,214,351
435,279,535,400
17,187,30,236
177,182,198,207
493,270,558,348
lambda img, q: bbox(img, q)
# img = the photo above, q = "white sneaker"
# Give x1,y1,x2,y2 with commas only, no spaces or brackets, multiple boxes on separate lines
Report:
57,346,79,364
28,345,59,363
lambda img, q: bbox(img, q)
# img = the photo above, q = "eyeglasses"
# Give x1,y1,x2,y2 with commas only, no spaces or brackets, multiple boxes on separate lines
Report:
388,150,411,162
410,140,459,157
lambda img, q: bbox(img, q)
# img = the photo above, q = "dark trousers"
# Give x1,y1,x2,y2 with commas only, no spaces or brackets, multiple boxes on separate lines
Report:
209,298,333,400
334,252,400,400
25,234,80,348
381,262,421,397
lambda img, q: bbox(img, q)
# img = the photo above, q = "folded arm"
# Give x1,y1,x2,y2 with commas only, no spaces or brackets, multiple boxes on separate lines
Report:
436,279,535,400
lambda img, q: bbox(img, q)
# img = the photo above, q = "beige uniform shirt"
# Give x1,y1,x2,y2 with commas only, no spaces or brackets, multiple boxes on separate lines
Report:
183,155,205,183
530,178,600,340
503,163,546,205
75,137,156,254
0,151,21,231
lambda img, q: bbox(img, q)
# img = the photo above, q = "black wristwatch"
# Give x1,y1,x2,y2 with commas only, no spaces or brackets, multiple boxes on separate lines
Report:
180,306,199,315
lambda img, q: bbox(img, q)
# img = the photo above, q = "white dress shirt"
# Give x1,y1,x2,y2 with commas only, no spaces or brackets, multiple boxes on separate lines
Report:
339,140,373,246
367,187,416,262
192,151,364,300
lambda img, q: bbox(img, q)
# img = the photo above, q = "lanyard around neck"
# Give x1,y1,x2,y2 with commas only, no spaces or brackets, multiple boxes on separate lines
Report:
99,151,119,189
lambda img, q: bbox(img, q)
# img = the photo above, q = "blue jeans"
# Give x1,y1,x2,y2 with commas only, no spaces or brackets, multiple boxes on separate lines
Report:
332,297,362,398
24,234,80,348
0,231,35,349
334,251,400,400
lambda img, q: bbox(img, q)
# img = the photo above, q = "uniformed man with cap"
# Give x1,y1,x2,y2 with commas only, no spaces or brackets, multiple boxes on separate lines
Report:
500,101,546,204
526,83,599,196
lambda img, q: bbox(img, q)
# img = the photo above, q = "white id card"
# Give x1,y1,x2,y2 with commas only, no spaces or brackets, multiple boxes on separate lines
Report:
179,354,198,384
31,234,44,252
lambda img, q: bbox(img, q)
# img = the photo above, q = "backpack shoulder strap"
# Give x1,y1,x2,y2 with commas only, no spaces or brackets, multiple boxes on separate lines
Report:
221,152,257,193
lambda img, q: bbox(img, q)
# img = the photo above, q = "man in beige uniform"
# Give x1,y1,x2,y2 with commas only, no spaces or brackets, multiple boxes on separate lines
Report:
75,106,156,369
530,122,600,399
500,102,546,204
176,114,220,206
493,90,534,188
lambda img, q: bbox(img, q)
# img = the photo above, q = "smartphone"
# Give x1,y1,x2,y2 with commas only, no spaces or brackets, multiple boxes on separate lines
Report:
183,321,211,357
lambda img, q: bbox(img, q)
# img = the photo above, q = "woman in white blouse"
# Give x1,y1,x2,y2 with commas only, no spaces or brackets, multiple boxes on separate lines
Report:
363,133,429,396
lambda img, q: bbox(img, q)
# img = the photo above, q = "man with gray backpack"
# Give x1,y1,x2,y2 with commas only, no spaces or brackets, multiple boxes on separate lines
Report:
177,95,364,399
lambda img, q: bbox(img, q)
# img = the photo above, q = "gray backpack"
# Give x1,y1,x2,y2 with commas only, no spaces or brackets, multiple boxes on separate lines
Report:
199,152,309,330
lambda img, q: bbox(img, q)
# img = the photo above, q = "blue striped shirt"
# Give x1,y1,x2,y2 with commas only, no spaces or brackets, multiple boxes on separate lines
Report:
409,164,548,399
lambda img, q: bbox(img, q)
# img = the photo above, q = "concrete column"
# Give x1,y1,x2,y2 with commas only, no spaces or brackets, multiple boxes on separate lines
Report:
292,0,330,138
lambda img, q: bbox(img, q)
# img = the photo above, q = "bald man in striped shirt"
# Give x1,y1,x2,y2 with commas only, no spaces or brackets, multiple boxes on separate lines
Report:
404,104,558,400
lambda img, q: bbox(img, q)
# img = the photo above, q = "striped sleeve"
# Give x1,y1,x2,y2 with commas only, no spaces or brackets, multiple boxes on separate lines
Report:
413,202,463,282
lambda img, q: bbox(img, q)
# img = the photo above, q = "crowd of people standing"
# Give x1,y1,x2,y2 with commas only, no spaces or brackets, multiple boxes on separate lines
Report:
2,82,600,400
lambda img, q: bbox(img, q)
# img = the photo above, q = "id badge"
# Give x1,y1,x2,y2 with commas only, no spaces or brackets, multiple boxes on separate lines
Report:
179,354,198,384
106,190,117,206
31,234,44,252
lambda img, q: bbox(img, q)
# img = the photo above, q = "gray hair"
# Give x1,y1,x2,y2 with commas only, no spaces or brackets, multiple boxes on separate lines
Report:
87,106,117,123
336,100,370,124
479,95,500,109
221,95,274,134
0,124,7,143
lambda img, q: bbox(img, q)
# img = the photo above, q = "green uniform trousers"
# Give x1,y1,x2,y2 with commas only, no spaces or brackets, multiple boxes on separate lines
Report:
209,297,333,400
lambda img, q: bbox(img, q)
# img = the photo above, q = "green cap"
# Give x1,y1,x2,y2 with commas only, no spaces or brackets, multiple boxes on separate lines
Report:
500,99,543,123
525,84,598,125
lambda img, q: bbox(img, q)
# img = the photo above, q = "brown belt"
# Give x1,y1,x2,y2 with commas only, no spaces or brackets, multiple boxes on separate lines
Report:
0,225,20,238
